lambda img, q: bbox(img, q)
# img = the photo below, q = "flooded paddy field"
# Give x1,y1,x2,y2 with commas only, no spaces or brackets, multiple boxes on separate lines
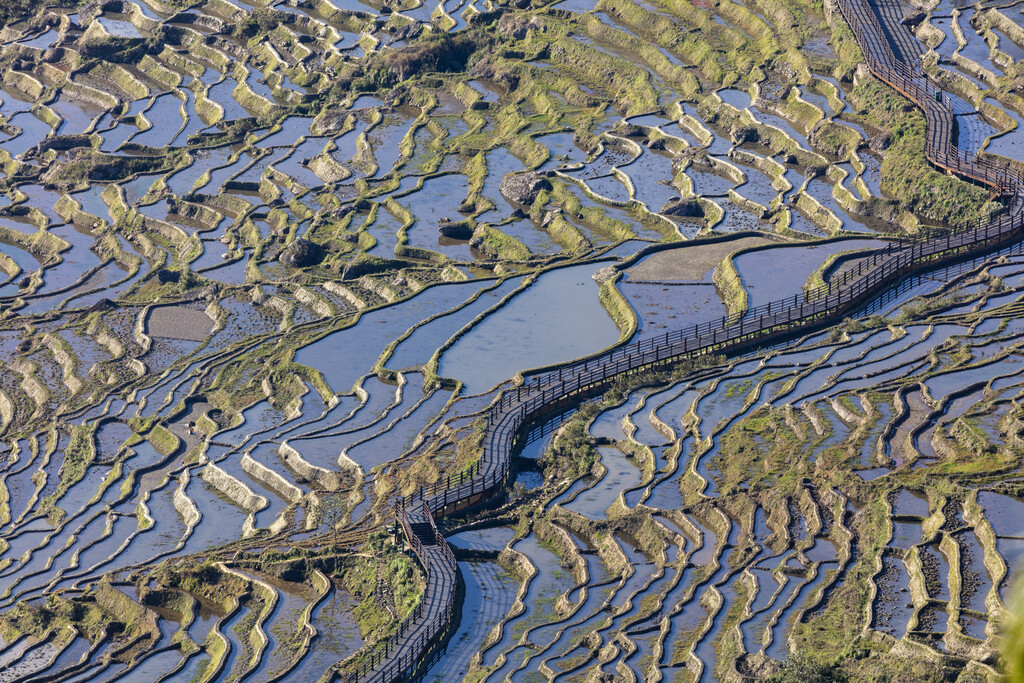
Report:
0,0,1021,679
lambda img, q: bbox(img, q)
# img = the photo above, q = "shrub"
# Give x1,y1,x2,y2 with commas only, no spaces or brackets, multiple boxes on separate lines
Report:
232,8,281,41
384,31,489,82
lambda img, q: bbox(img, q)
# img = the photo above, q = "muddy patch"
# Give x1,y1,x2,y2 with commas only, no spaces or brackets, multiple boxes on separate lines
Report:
146,305,215,341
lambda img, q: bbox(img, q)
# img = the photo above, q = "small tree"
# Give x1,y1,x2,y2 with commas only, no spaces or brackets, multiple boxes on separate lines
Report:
317,491,347,574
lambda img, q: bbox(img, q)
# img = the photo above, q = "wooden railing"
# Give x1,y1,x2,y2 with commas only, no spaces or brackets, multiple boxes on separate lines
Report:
335,503,456,683
835,0,1022,194
398,195,1023,515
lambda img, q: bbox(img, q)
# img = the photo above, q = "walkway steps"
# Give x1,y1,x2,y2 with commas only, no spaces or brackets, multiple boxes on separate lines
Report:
409,523,436,548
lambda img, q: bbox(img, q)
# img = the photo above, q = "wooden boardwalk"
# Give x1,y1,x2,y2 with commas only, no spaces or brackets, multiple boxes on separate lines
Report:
838,0,1021,194
352,544,455,683
354,0,1024,679
866,0,922,66
336,504,456,683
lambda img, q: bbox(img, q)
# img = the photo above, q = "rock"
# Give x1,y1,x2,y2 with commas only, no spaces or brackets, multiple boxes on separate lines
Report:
620,123,645,137
341,254,406,280
391,22,422,42
901,11,925,27
661,198,705,217
278,239,324,268
498,13,544,39
592,266,617,284
732,125,758,144
18,277,31,289
438,218,474,240
869,133,892,152
496,70,519,91
683,148,714,169
510,208,526,219
88,298,116,312
310,110,350,135
541,209,560,227
156,269,180,284
458,197,476,214
36,133,92,153
16,340,30,354
500,171,551,205
393,276,407,287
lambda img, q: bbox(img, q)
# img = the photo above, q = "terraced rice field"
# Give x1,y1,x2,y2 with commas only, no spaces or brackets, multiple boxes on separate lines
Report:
0,0,1022,678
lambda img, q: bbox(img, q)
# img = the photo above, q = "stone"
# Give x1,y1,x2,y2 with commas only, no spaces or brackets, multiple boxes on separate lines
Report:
870,133,892,152
661,198,705,217
499,171,551,205
805,165,826,178
88,298,116,312
541,208,560,227
391,22,422,42
732,125,759,144
278,239,324,268
342,255,406,280
901,11,925,27
438,218,474,240
156,269,180,284
592,266,618,284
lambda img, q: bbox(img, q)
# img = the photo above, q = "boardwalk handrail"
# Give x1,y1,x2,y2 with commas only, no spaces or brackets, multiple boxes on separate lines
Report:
335,503,457,683
837,0,1021,193
397,501,426,562
367,1,1024,680
401,201,1023,512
